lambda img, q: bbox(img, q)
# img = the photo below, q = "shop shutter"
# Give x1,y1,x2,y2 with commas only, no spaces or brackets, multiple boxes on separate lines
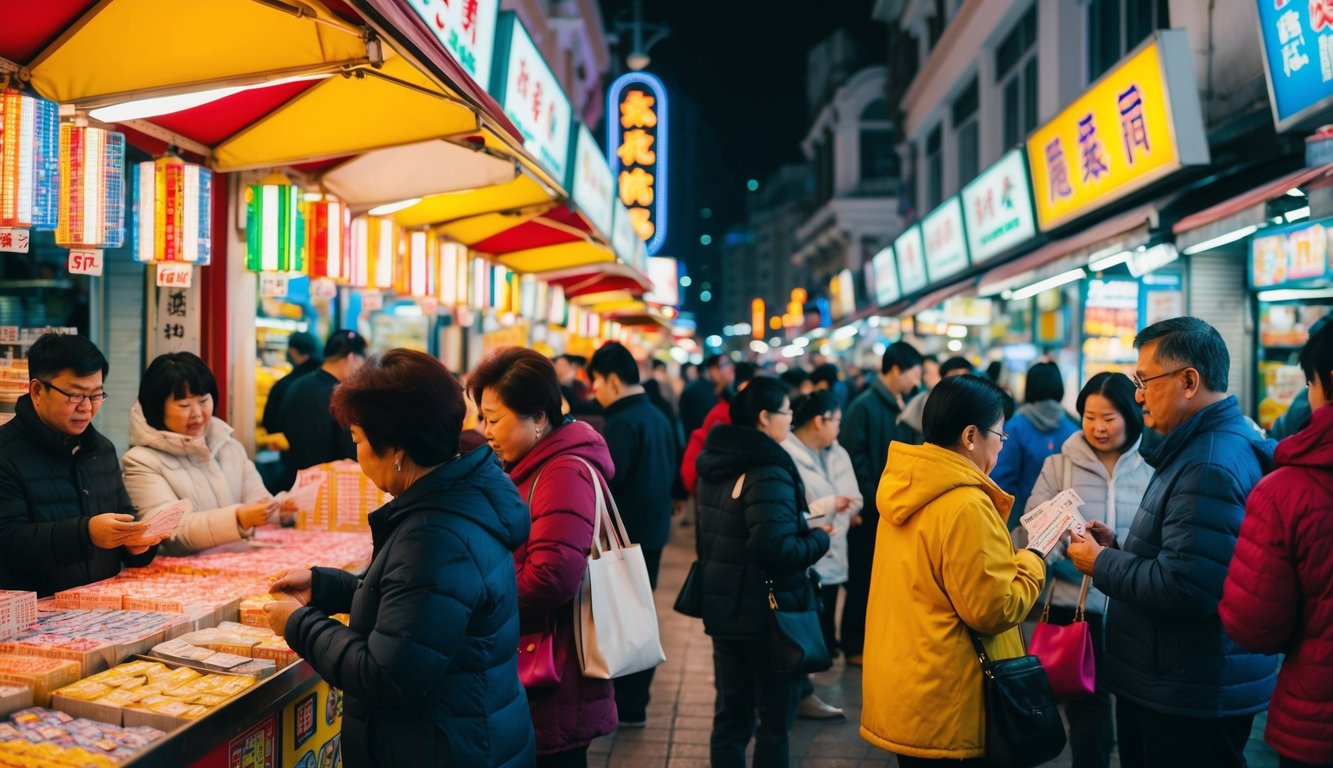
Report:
1187,248,1251,414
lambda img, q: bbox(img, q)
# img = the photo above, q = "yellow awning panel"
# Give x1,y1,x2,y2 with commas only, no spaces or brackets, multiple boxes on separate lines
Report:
28,0,367,104
496,242,617,273
214,57,478,171
435,210,543,244
394,174,553,228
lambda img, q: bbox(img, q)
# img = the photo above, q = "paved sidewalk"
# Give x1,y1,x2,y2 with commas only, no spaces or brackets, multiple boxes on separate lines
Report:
592,525,1280,767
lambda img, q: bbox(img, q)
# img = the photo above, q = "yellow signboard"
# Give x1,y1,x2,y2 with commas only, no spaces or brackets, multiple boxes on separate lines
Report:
1026,31,1207,231
283,680,343,768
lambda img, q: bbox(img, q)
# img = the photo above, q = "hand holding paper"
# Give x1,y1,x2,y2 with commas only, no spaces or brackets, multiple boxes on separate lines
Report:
1019,489,1087,557
138,500,190,543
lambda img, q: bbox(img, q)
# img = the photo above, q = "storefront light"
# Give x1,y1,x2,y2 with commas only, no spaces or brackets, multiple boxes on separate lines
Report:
397,230,439,297
349,216,396,289
56,123,126,250
132,154,211,264
947,339,964,352
1284,206,1311,224
244,174,305,273
1089,250,1132,272
0,89,59,230
1181,225,1258,256
305,197,350,281
1008,268,1087,301
1256,288,1333,303
946,325,969,339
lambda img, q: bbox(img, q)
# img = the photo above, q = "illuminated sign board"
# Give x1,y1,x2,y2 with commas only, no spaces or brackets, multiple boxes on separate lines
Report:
1255,0,1333,131
894,225,928,295
608,72,668,256
871,246,900,306
921,196,970,283
961,149,1037,263
569,123,614,237
1250,217,1332,290
1025,31,1208,231
405,0,499,88
644,256,679,306
492,13,572,182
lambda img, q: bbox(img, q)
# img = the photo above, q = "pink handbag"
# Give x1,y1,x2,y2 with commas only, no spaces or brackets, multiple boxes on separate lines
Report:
518,626,561,688
1028,575,1096,701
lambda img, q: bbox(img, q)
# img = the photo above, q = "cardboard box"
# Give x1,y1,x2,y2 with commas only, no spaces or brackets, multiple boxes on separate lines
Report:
0,591,37,640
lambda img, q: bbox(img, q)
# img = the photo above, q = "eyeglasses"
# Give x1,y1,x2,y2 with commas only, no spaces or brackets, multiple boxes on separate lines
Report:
769,409,792,417
986,428,1009,442
1130,367,1188,390
39,380,109,406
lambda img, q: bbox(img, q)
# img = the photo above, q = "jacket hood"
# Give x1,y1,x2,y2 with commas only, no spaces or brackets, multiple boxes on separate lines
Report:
780,433,824,474
1019,400,1073,433
878,441,1013,525
1275,403,1333,470
698,423,799,482
506,418,615,487
376,444,529,550
13,394,102,457
1060,430,1146,474
1145,395,1275,474
897,391,926,434
129,400,234,462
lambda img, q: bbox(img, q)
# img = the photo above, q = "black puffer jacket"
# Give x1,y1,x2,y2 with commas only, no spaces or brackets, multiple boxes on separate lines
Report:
696,424,830,640
285,446,535,768
0,395,154,596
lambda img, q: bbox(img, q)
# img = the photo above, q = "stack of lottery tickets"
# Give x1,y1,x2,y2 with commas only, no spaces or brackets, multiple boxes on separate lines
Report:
0,707,165,766
0,656,81,707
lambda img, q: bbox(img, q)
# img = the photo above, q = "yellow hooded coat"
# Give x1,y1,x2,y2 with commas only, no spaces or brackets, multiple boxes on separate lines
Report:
859,441,1046,759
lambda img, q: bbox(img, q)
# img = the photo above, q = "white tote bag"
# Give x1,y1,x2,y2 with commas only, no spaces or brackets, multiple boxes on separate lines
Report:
569,457,666,679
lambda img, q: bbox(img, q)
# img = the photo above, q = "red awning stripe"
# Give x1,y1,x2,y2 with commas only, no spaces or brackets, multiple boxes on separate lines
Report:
472,220,584,254
1173,163,1333,234
147,79,322,147
0,0,96,64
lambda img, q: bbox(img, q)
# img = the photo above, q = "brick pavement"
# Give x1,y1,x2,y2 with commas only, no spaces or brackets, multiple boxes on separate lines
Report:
593,525,1279,767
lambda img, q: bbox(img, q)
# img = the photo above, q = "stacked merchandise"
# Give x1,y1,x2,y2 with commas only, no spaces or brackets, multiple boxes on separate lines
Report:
293,460,390,532
0,610,192,676
0,688,31,719
0,592,37,640
0,360,23,428
51,661,255,731
0,707,165,766
50,571,266,622
0,657,81,707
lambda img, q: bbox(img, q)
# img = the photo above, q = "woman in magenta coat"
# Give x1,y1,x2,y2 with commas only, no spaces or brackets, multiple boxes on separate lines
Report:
469,347,617,768
1220,320,1333,768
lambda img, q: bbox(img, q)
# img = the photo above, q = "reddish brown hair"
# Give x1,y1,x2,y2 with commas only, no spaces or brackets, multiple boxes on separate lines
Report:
467,347,564,429
330,349,464,464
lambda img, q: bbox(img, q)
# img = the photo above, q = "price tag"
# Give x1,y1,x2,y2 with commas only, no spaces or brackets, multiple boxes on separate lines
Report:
0,327,17,343
0,228,30,253
155,263,193,288
68,250,104,276
260,273,289,298
360,292,383,311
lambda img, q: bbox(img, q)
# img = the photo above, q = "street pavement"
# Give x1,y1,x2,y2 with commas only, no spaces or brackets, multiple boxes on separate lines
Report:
591,523,1281,767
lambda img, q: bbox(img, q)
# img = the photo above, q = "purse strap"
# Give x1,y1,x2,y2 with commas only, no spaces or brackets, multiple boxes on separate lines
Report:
1038,573,1093,623
568,456,633,557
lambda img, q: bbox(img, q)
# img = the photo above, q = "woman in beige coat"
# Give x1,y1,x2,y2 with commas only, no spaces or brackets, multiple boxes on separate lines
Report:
123,353,278,555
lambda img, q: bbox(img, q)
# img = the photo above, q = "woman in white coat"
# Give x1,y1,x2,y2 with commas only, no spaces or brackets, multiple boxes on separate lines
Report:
1023,371,1153,768
123,353,280,556
781,390,862,720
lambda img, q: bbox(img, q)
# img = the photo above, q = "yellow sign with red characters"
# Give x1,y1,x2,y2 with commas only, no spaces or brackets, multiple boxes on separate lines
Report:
1026,30,1207,231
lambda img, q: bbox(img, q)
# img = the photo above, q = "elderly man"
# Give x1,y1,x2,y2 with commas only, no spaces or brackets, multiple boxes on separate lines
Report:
1068,317,1277,768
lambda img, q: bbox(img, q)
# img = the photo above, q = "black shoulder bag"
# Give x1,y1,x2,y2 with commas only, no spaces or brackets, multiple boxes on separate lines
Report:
967,629,1066,768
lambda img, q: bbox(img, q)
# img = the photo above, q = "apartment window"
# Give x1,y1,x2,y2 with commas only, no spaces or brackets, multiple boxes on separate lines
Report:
952,79,979,188
816,131,834,204
997,6,1038,149
859,99,899,184
925,125,943,209
1088,0,1169,81
927,0,947,48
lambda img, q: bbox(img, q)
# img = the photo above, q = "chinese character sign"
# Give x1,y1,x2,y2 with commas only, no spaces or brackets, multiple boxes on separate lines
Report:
608,72,668,256
406,0,498,87
494,13,571,181
1025,31,1207,231
570,124,614,237
921,197,970,282
894,225,928,295
1256,0,1333,130
961,149,1037,264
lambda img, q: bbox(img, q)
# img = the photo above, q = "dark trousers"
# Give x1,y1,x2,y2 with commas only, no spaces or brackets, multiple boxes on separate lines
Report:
1046,605,1113,768
536,746,587,768
1116,698,1254,768
896,757,988,767
817,583,841,656
613,547,662,720
841,523,875,656
711,636,800,768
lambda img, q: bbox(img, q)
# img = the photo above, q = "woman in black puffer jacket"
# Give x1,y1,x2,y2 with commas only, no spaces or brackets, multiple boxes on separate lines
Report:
695,376,830,768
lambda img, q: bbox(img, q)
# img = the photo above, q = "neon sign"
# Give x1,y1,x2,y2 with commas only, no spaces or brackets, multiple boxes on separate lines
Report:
607,72,667,256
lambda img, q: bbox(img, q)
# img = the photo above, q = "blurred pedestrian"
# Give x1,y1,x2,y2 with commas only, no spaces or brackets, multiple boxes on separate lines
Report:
1220,318,1333,768
1068,317,1277,768
695,377,830,767
470,347,618,765
860,374,1044,765
991,361,1079,523
897,356,974,446
280,329,367,477
779,368,812,399
680,355,733,438
680,363,757,496
810,363,848,411
261,331,320,436
269,349,535,767
837,341,923,666
1269,316,1329,441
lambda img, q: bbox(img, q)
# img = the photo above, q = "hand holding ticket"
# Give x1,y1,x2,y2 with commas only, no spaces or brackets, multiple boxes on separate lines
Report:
138,499,190,542
1019,489,1087,557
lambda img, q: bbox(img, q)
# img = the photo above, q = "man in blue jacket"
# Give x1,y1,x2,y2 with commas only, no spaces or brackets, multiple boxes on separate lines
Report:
1069,317,1277,768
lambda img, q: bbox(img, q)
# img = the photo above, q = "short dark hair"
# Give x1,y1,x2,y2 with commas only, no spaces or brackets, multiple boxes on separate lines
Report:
985,360,1004,383
779,368,809,389
287,332,320,358
324,329,367,361
791,390,839,429
735,361,758,388
27,333,108,382
331,349,464,464
729,376,788,429
651,359,667,371
1134,316,1230,392
1024,361,1065,404
468,346,564,429
1076,372,1143,450
1299,316,1333,395
922,374,1014,447
588,342,641,385
922,354,940,365
139,353,220,431
939,356,974,378
811,363,840,388
881,341,924,375
703,354,728,371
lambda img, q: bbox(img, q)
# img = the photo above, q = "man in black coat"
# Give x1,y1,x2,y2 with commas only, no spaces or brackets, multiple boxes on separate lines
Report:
280,329,366,479
589,342,678,727
0,334,166,595
261,331,321,435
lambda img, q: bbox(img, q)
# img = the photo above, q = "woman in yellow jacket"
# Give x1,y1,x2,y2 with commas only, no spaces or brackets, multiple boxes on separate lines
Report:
860,374,1047,766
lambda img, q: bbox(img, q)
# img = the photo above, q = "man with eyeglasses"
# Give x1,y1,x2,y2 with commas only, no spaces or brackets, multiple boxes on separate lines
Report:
1067,317,1278,768
0,333,167,596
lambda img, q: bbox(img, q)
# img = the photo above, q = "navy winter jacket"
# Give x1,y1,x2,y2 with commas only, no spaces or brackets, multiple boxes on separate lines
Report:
1093,396,1279,718
602,393,677,550
285,446,536,767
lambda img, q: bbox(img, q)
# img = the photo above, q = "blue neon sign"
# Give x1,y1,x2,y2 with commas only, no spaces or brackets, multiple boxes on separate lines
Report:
607,72,668,256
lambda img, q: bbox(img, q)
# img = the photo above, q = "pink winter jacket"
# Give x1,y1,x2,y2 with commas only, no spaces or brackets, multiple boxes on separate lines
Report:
1220,404,1333,765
